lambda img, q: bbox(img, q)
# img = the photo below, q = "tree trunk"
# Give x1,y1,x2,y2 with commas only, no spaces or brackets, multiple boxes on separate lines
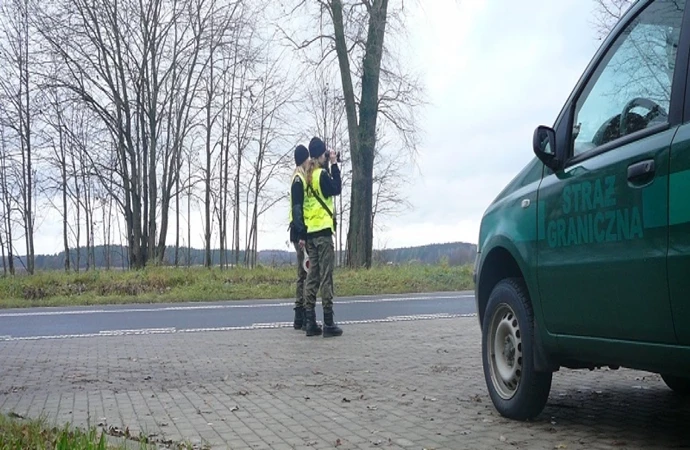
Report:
204,96,213,268
330,0,388,269
0,224,5,276
72,151,82,272
0,132,14,275
187,150,192,267
175,158,180,267
82,162,92,271
61,128,70,272
22,1,34,275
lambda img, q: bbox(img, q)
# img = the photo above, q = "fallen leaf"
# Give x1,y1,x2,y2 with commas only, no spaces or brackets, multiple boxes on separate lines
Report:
230,405,239,412
107,426,124,437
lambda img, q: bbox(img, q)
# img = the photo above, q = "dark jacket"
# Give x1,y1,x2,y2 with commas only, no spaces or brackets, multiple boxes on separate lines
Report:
289,174,307,244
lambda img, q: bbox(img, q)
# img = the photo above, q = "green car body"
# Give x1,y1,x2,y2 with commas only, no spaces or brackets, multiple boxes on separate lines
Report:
474,0,690,420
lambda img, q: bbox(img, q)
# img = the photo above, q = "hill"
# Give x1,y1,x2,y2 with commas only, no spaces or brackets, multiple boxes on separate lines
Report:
5,241,477,272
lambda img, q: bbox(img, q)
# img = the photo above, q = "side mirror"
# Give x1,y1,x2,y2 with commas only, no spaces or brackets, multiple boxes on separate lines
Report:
532,125,561,171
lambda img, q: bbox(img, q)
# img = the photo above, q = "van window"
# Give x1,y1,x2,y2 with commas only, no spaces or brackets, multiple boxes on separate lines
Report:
572,0,685,157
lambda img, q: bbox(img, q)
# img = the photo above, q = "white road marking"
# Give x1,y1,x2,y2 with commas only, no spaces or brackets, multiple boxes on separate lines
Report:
0,313,477,342
0,294,473,318
99,328,176,336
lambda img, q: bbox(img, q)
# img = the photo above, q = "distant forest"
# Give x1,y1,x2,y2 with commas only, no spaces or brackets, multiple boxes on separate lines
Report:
5,242,477,272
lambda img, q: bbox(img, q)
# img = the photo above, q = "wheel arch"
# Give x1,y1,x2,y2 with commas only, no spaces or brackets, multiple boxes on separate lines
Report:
476,240,557,372
476,243,525,327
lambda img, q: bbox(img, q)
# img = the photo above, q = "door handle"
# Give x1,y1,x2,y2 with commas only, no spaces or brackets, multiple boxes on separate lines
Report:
627,159,655,185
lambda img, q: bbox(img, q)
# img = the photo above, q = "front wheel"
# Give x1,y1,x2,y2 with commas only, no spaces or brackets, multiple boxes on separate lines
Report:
481,278,552,420
661,374,690,395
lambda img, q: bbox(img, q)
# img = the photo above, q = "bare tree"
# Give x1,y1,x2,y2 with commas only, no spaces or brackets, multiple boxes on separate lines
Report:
240,43,295,268
231,41,259,267
0,125,15,275
280,0,422,268
34,0,242,269
371,136,411,230
203,24,218,268
43,85,71,271
0,0,37,274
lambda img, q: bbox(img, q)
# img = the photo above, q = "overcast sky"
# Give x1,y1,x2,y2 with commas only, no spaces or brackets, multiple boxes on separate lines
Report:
31,0,606,255
367,0,602,249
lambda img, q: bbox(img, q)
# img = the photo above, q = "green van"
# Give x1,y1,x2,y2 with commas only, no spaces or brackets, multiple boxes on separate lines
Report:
473,0,690,420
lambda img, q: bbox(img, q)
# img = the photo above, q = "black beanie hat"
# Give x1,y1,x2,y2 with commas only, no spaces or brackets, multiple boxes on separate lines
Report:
309,137,326,159
294,144,309,166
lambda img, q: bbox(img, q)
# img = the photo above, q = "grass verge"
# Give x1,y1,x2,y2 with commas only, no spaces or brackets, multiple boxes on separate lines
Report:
0,264,474,309
0,413,207,450
0,413,129,450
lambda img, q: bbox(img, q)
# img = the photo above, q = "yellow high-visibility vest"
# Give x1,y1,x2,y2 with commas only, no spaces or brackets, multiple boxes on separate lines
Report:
304,168,334,234
288,172,307,223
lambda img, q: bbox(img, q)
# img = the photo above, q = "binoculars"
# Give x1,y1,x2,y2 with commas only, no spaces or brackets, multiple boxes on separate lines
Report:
324,150,341,163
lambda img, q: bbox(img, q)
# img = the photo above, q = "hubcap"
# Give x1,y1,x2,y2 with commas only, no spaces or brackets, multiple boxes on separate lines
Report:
488,304,523,400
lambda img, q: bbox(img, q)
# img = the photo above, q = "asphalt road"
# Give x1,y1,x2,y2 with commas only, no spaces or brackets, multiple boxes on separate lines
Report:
0,291,476,340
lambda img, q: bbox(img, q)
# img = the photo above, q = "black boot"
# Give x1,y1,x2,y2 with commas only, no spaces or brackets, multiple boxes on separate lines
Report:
323,308,343,338
304,308,322,337
293,306,305,330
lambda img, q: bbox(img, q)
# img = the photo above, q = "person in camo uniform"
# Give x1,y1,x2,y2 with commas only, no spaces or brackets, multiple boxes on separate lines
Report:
302,137,343,338
288,144,310,330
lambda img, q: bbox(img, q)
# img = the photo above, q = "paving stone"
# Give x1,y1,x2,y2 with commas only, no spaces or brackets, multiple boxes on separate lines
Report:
0,317,688,449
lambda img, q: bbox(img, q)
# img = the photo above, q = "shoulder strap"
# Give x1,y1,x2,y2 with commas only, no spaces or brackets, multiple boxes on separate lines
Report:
306,183,333,218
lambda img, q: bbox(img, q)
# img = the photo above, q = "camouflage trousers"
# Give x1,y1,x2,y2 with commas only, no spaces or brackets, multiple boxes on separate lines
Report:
294,242,307,308
304,234,335,311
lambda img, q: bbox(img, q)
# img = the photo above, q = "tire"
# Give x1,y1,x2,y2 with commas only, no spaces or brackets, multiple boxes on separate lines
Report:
481,278,552,420
661,374,690,395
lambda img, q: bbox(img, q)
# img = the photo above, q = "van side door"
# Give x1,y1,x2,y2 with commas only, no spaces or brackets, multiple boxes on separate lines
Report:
537,0,687,344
